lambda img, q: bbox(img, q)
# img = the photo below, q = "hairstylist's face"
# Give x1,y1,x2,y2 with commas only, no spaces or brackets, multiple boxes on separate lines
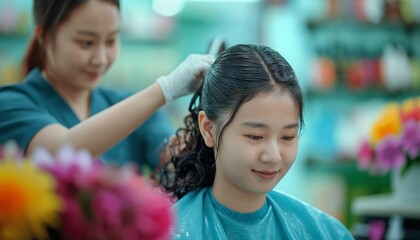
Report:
213,91,299,198
44,0,120,90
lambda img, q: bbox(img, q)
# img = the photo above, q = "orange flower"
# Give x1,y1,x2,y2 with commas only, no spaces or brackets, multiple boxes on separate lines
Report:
370,103,402,145
0,160,61,240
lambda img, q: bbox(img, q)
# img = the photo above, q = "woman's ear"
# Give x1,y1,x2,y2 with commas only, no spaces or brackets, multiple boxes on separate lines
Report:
34,26,48,47
34,26,43,45
198,111,215,148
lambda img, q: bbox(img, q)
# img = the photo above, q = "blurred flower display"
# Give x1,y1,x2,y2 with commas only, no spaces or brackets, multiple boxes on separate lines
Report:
358,97,420,176
0,145,61,240
0,143,173,240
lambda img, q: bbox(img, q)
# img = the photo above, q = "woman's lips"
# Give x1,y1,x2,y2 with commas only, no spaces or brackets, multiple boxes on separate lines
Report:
85,71,101,80
252,170,280,180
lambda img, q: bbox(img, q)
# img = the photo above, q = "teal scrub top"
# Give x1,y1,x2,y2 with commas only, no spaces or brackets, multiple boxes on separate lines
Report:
0,68,173,170
173,188,354,240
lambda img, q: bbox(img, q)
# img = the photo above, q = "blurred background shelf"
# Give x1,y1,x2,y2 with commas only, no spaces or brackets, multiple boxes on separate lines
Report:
306,88,419,101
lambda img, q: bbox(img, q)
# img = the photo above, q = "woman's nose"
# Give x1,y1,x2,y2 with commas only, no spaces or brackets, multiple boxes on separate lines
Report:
91,46,108,66
260,140,281,163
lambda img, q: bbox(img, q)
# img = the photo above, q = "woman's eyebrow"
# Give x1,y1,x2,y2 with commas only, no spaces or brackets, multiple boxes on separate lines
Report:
76,30,97,36
241,121,298,129
76,29,120,36
240,121,267,129
283,123,298,129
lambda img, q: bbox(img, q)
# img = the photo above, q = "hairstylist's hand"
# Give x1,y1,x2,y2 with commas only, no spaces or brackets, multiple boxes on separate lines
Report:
157,54,215,103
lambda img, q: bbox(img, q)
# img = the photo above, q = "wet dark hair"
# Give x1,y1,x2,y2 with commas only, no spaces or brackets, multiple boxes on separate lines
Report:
22,0,120,76
159,44,304,200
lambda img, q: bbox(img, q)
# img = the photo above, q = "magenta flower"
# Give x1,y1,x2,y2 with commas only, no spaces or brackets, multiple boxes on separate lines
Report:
33,144,96,173
31,145,173,240
368,220,386,240
128,176,173,240
359,99,420,176
85,175,173,240
90,187,127,239
375,136,405,172
60,197,89,239
400,120,420,159
33,145,103,197
358,140,375,170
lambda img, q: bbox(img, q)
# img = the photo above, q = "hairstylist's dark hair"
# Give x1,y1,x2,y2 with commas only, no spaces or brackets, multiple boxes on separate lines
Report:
22,0,120,76
160,44,304,200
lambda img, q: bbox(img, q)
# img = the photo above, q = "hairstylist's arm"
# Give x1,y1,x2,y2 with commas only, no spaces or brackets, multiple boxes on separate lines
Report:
27,54,215,157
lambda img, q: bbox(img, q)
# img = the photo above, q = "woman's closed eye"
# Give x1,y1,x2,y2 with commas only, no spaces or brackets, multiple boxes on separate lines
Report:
77,40,94,48
281,136,296,141
245,135,263,141
106,38,117,47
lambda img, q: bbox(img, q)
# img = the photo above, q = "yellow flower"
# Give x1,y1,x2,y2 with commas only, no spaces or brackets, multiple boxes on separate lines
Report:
370,103,402,145
0,160,62,240
401,98,418,114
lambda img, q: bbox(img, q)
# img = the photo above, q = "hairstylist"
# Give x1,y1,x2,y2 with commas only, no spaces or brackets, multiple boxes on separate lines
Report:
0,0,214,170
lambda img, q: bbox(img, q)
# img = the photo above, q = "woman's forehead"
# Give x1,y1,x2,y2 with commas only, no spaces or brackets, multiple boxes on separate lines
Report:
226,92,299,129
58,0,120,35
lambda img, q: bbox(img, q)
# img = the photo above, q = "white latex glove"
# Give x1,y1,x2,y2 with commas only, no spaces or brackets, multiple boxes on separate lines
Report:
156,54,215,103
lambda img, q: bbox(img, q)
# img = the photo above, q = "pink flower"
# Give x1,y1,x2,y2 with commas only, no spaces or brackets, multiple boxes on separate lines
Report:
400,120,420,158
85,177,173,240
61,197,89,239
90,187,127,239
358,99,420,176
33,145,97,173
358,140,375,170
401,97,420,121
128,176,173,240
368,220,386,240
31,145,173,240
33,146,102,196
375,136,405,172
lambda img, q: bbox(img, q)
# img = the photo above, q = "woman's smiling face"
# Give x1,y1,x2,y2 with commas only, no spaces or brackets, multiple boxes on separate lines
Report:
43,0,120,91
211,90,299,198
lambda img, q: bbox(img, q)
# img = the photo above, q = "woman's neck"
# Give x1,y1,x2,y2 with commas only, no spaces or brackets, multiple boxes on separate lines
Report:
42,70,91,121
212,178,267,213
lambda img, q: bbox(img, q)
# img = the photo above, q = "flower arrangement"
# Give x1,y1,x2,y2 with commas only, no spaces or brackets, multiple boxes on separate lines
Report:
358,97,420,176
0,143,173,240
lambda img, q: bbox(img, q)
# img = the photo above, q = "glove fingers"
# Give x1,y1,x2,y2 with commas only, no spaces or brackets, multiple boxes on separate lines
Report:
157,54,215,104
199,55,216,65
189,55,215,78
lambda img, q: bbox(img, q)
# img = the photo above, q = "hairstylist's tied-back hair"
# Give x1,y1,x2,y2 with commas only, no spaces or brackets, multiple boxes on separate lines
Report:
160,44,304,200
22,0,120,76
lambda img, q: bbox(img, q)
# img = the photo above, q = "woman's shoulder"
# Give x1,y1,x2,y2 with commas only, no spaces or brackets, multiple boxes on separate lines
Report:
268,190,311,206
172,188,212,239
268,190,335,220
0,68,50,102
0,81,39,105
174,188,214,217
268,190,327,210
268,190,353,239
175,188,209,208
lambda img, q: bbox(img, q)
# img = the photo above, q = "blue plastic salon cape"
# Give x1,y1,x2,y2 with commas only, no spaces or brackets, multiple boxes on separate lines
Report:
0,68,173,169
173,188,354,239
